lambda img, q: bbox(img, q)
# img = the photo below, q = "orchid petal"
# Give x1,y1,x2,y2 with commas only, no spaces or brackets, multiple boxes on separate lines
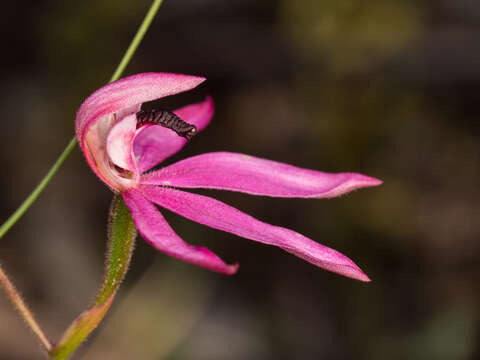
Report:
134,96,214,173
75,73,206,143
106,114,138,174
142,152,382,198
140,185,370,281
122,189,238,275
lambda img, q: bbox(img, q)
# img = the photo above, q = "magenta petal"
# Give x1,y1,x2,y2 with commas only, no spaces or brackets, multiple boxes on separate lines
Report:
140,185,370,281
142,152,382,198
134,96,215,173
76,73,206,144
122,189,238,275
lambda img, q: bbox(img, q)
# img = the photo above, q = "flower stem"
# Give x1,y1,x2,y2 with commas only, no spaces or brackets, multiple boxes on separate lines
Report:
109,0,164,83
0,265,52,353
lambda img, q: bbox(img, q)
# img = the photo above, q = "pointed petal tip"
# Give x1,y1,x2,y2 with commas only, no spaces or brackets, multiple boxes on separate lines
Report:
363,175,383,187
225,262,239,275
349,173,383,187
318,259,371,282
324,173,382,198
187,248,238,275
354,271,371,282
341,264,371,282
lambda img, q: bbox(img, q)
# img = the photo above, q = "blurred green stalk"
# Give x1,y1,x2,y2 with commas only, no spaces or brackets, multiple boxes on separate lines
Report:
51,195,137,360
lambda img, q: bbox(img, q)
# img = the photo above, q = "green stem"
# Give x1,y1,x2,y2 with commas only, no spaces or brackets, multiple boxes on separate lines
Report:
0,0,164,240
109,0,164,83
50,195,137,360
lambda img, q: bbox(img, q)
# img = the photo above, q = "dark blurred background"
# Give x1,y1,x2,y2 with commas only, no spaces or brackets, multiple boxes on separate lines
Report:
0,0,479,359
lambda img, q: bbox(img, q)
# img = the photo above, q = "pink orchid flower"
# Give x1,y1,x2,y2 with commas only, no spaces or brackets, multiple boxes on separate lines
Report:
75,72,381,281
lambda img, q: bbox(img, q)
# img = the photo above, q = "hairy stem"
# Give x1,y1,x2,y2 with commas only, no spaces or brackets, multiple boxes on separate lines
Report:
50,196,137,360
0,265,52,353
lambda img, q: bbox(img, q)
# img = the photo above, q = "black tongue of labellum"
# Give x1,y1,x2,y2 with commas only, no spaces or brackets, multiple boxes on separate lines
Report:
136,109,197,139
